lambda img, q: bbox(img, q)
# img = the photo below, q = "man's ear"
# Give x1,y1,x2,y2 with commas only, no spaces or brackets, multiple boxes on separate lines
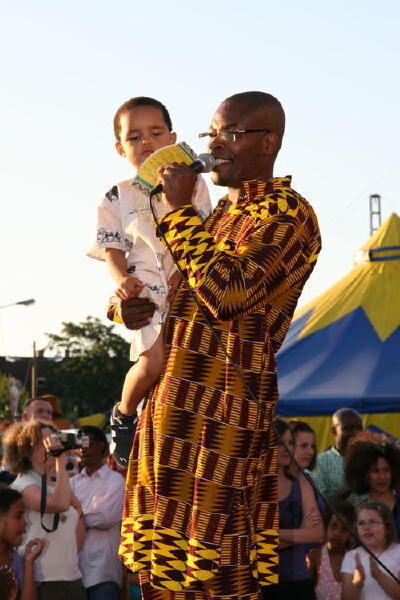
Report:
115,141,126,157
263,131,281,156
169,131,177,145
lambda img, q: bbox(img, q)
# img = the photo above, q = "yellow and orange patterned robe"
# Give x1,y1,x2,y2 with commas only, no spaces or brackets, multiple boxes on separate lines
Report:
118,176,321,595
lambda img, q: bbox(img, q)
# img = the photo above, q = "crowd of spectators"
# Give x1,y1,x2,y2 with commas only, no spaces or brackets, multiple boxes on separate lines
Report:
1,404,399,600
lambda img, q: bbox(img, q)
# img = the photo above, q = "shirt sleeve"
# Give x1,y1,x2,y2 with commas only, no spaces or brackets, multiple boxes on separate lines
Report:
87,185,133,261
158,202,319,321
191,176,213,222
341,549,355,574
309,455,329,498
82,475,125,530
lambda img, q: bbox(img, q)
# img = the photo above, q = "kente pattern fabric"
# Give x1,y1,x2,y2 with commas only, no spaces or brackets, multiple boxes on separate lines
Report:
119,176,321,596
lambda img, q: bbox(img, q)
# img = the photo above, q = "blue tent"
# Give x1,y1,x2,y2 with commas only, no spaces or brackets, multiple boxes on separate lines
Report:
276,213,400,442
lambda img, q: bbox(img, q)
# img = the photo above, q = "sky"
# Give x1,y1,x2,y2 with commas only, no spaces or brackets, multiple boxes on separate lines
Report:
1,0,400,358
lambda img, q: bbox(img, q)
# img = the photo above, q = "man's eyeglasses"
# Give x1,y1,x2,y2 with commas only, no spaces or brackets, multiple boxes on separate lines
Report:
356,519,385,528
198,129,270,143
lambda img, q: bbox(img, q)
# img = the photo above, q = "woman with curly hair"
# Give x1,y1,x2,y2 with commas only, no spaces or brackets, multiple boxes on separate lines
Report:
344,438,400,537
3,420,86,600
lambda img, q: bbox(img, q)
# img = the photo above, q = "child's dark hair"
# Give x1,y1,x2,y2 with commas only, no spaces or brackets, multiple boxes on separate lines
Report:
324,499,355,529
356,500,398,547
0,488,22,518
113,96,173,140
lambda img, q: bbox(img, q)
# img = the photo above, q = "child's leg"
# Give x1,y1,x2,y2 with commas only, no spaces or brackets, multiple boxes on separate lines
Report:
119,334,164,416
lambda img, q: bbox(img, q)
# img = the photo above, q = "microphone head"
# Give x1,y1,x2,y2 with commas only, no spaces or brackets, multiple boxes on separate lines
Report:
197,153,216,173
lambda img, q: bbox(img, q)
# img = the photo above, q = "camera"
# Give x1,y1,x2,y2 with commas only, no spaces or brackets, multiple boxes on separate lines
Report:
47,429,90,457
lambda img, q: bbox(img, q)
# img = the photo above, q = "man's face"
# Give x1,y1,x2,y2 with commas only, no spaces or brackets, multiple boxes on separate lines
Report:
27,399,53,421
115,106,176,169
206,99,271,188
79,434,105,470
332,413,362,453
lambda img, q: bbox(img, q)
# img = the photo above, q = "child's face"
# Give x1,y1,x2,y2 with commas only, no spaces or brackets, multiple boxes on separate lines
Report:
356,508,387,550
326,514,351,551
293,431,315,470
115,106,176,169
2,499,26,548
368,457,392,494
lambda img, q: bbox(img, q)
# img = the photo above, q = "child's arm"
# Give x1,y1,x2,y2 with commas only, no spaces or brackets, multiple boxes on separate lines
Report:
167,270,182,302
306,547,321,586
369,556,400,599
105,248,143,300
341,551,364,600
21,539,45,600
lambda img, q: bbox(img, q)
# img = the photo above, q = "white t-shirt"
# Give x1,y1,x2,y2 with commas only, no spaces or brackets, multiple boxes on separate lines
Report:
70,464,125,588
87,176,212,361
11,470,81,582
341,543,400,600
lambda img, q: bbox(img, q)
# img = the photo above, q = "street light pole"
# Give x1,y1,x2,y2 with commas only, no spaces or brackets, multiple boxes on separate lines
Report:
0,298,35,309
31,341,37,398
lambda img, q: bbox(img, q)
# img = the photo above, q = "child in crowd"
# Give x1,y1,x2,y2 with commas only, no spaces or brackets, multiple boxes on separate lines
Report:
341,501,400,599
0,488,44,600
88,96,211,467
307,500,354,600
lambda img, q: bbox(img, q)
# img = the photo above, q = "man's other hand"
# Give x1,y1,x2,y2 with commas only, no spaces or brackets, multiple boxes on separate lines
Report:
120,297,156,330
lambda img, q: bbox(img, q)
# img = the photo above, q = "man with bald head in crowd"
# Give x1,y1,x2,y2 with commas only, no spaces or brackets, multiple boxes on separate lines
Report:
310,407,363,498
113,91,321,599
21,396,53,422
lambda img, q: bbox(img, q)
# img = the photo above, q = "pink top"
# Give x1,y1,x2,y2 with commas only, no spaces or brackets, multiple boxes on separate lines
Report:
315,544,342,600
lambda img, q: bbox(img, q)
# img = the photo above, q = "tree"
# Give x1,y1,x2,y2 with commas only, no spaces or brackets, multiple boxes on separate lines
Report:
46,317,130,418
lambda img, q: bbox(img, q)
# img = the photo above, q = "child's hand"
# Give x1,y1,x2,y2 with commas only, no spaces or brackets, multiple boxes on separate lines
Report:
24,538,45,563
167,271,182,302
116,276,144,300
352,551,365,588
369,555,381,581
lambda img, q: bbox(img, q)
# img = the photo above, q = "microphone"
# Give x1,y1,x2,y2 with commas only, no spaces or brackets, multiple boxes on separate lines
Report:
149,153,216,198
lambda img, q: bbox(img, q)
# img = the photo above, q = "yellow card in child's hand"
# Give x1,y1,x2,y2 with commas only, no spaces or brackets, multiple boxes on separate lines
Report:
135,142,197,191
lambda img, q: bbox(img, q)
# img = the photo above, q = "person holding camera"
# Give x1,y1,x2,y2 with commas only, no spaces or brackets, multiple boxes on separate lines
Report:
3,420,86,600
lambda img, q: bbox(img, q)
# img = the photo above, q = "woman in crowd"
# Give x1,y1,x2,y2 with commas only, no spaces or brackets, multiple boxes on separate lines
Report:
345,438,400,537
307,499,354,600
266,419,324,600
3,421,86,600
341,500,400,599
289,420,317,475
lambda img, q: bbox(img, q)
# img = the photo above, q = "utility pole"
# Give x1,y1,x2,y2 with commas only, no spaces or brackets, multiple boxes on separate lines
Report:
31,341,37,398
369,194,382,235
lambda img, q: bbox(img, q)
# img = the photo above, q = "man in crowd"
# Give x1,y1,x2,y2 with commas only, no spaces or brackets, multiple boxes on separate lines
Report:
21,396,53,421
70,426,125,600
310,407,363,498
111,91,321,599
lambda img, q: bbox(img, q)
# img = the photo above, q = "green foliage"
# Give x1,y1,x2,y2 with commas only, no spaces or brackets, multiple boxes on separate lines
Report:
46,316,130,418
0,373,27,419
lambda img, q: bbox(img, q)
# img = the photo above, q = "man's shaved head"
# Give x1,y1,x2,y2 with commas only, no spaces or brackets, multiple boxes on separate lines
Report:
332,408,362,425
224,91,285,142
331,408,362,454
209,91,286,188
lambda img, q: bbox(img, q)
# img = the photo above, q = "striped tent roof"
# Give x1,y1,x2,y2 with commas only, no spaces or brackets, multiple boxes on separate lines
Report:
277,213,400,416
